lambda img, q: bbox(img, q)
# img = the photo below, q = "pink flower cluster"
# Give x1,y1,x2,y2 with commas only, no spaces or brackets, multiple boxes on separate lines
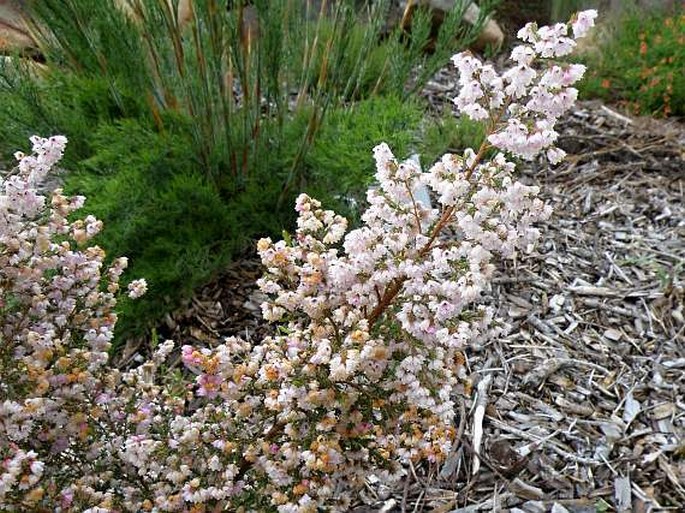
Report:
453,10,597,163
0,11,595,513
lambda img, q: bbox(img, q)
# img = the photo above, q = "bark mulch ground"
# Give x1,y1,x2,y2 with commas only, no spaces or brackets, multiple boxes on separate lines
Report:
118,79,684,511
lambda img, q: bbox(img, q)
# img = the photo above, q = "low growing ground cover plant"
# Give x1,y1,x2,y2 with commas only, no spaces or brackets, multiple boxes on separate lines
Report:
576,6,684,117
0,11,596,512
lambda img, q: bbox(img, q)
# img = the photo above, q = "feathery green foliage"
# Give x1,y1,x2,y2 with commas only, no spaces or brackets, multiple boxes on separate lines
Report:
421,113,489,165
0,68,147,164
303,95,425,218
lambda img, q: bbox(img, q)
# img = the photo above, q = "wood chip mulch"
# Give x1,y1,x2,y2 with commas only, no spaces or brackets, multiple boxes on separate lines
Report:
119,89,684,512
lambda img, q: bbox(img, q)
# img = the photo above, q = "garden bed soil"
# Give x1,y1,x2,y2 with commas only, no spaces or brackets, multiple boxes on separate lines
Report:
116,80,685,511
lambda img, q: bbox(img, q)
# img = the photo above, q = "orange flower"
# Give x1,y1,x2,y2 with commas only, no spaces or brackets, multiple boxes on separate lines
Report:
22,487,45,505
293,481,309,496
601,79,611,89
202,356,218,374
264,364,278,381
639,41,648,55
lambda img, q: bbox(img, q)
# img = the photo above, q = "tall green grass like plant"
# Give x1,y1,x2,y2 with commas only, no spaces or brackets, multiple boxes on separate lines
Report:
19,0,492,185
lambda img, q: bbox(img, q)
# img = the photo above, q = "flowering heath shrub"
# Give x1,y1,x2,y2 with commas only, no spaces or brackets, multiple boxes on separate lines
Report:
0,11,595,513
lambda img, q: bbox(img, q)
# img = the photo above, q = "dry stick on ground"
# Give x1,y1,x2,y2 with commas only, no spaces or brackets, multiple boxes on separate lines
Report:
471,372,493,476
440,396,468,479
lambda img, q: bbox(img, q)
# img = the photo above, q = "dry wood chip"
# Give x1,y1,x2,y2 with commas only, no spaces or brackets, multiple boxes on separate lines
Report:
622,392,641,424
520,500,546,513
554,396,595,417
508,478,545,500
602,328,623,341
614,475,632,513
658,456,685,496
568,285,623,297
662,358,685,369
651,402,676,420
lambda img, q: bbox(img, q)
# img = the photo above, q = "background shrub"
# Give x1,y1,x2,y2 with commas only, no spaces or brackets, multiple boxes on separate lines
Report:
575,7,684,117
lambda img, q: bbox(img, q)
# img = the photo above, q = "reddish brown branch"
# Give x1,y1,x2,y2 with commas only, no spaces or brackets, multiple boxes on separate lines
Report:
365,136,492,327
